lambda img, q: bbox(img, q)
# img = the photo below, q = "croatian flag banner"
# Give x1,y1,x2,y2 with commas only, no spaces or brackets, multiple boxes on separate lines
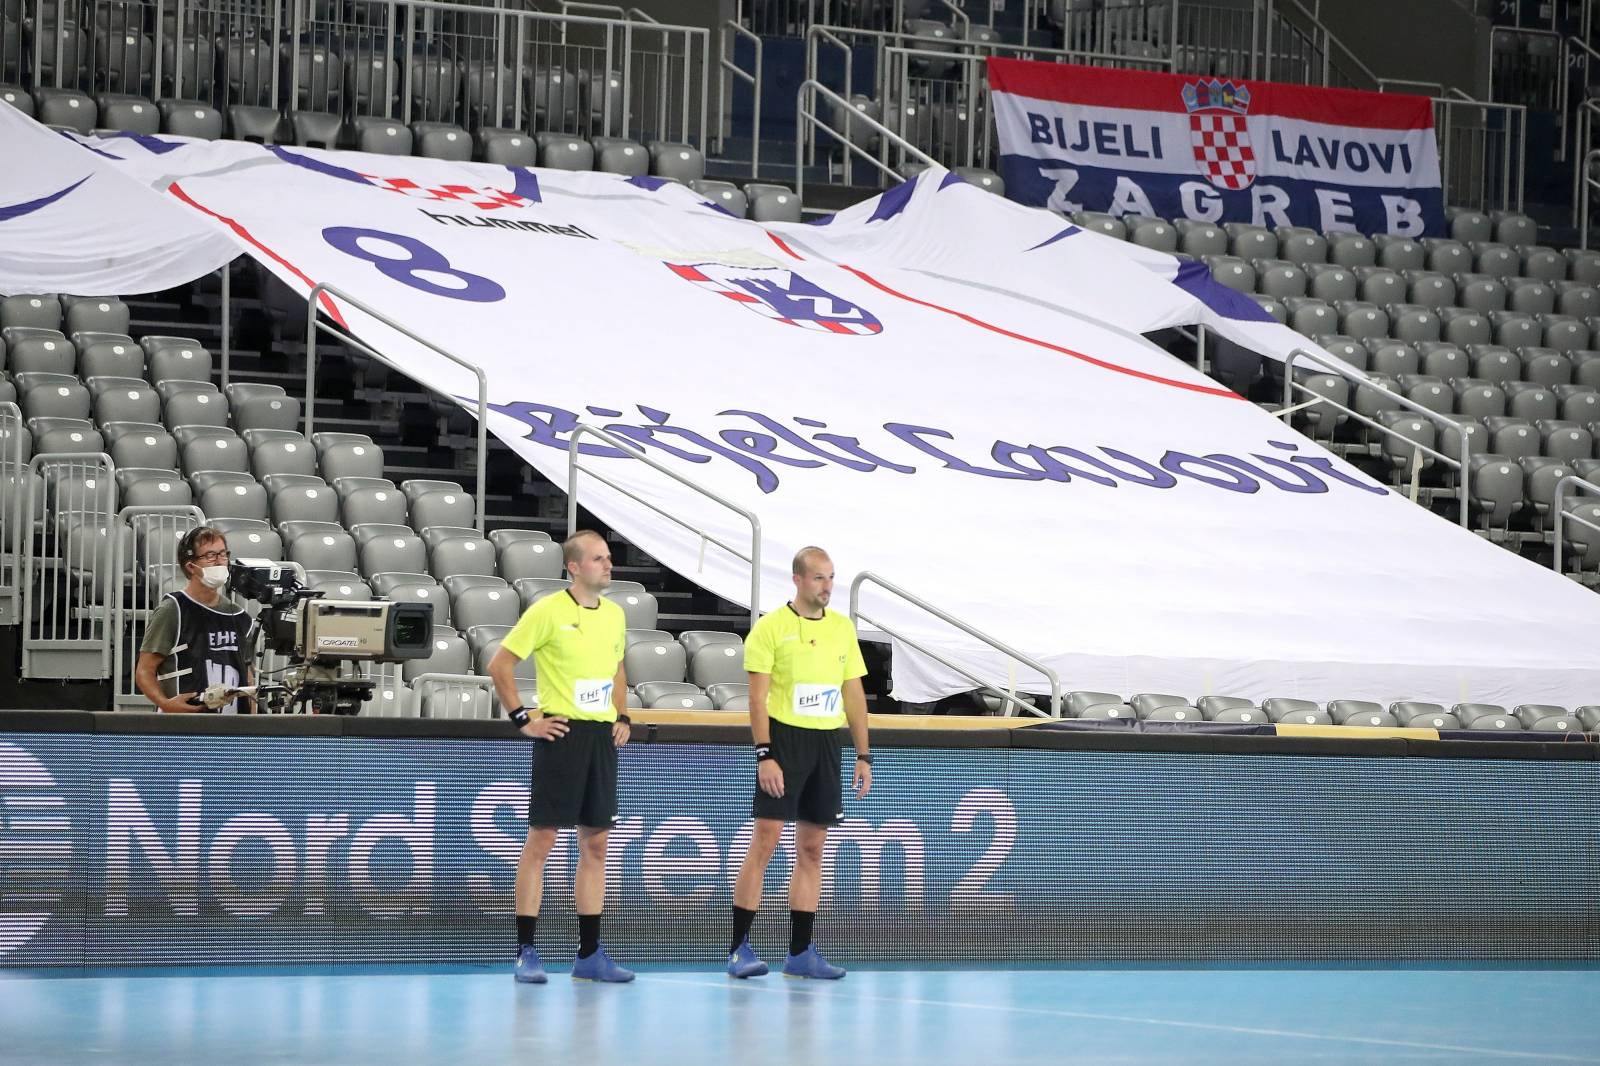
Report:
989,58,1446,237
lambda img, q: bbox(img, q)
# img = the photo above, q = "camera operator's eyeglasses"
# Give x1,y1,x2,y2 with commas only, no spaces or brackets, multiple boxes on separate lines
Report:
195,549,232,563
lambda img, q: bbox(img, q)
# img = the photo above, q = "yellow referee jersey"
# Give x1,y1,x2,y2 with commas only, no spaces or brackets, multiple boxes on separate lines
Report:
744,604,866,730
502,590,626,721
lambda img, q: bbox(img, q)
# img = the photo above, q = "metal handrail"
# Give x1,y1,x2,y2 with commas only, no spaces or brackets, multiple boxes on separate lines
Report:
1557,36,1600,162
566,424,762,629
804,26,855,169
796,79,938,203
849,571,1061,718
21,451,117,680
1266,0,1381,88
0,400,22,625
1552,475,1600,573
720,20,763,176
936,0,969,37
111,504,206,708
411,671,497,718
1576,98,1600,239
1282,348,1469,527
304,282,489,533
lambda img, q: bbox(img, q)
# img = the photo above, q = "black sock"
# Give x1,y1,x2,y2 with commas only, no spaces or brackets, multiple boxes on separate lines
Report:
578,913,601,959
516,915,538,950
730,905,757,954
789,910,815,956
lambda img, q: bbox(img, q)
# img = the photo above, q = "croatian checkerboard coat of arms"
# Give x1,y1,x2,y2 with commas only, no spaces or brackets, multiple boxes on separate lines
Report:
1184,78,1255,191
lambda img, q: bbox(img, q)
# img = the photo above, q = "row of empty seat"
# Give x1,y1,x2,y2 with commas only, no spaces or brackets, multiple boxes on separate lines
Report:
1054,691,1594,732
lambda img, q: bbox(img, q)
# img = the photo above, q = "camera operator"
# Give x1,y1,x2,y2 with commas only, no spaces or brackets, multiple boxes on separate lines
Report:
134,526,257,714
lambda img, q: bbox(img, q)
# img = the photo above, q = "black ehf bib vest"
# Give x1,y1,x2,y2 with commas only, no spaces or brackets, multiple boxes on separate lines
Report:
160,591,253,714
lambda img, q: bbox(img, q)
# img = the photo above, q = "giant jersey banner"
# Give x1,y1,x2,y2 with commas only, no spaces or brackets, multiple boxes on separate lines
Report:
989,59,1446,237
2,106,1598,708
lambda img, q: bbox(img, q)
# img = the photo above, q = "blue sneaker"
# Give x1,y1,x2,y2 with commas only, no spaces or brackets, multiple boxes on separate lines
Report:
514,946,547,984
571,944,635,983
726,937,769,978
782,943,845,980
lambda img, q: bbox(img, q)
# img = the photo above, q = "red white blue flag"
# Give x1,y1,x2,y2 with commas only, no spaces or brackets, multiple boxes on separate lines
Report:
989,59,1444,236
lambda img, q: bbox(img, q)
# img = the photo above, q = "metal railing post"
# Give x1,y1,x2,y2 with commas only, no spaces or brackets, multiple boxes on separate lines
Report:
566,423,762,629
1284,348,1470,527
304,282,490,533
796,78,937,204
1552,475,1600,573
220,262,231,389
849,571,1062,718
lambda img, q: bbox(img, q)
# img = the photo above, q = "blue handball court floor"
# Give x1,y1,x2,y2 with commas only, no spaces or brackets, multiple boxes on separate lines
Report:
1,964,1597,1064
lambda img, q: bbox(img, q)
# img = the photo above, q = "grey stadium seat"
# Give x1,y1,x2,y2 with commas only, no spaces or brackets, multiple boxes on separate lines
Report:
403,629,471,683
1196,695,1255,720
252,438,318,479
78,338,143,378
430,535,496,580
159,99,223,139
1066,690,1122,717
201,480,269,522
626,628,672,647
412,489,475,530
288,528,358,572
539,135,595,171
606,588,658,630
1,295,62,332
320,440,384,481
708,683,750,710
499,536,561,581
10,335,74,375
234,394,300,433
481,129,538,167
1328,701,1397,727
650,142,705,183
634,680,702,707
692,179,748,218
94,383,160,425
270,484,340,525
749,189,803,224
624,639,687,685
416,126,471,161
597,141,648,176
1130,693,1189,717
349,116,411,155
342,486,408,528
451,583,521,633
218,521,281,563
1465,453,1523,528
1262,698,1329,725
164,390,228,429
63,297,130,336
679,630,741,658
147,344,212,385
689,642,746,688
21,377,91,420
109,426,177,470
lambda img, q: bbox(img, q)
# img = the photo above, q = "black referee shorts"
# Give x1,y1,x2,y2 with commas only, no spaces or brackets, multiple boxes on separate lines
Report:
528,718,618,830
752,719,844,827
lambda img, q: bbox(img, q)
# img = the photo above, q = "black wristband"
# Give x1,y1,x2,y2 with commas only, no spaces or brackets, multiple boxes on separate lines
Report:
617,713,632,726
856,752,873,765
508,706,531,727
755,744,775,763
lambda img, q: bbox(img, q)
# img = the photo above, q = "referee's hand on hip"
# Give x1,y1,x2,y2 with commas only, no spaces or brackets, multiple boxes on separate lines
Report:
521,716,569,741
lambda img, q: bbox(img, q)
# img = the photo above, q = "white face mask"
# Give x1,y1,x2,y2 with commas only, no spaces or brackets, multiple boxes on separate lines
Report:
199,565,230,590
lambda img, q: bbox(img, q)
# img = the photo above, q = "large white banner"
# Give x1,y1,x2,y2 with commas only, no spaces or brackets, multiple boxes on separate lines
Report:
0,105,237,294
6,109,1600,708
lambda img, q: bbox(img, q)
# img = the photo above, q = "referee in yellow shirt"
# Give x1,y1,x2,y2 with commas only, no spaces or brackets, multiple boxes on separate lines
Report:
727,545,871,980
489,529,634,985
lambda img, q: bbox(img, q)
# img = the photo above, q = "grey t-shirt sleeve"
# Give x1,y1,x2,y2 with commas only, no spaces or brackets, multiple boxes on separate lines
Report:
138,598,178,657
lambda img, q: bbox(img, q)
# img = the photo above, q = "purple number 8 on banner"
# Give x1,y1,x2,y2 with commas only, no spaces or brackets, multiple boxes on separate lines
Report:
322,226,506,303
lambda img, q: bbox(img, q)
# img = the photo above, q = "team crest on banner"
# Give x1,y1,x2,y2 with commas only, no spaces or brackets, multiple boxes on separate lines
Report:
1184,78,1255,191
665,262,883,335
